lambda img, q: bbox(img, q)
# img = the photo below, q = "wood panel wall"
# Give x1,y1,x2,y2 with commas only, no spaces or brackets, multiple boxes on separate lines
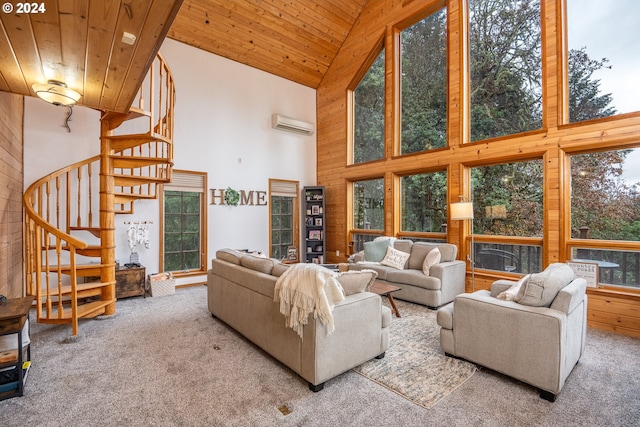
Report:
316,0,640,338
0,91,24,299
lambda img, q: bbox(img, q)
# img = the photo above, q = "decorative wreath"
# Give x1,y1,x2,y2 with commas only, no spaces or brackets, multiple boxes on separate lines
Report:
224,187,240,206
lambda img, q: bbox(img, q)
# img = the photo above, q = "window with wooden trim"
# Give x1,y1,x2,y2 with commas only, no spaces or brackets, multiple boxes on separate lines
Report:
470,160,544,274
353,49,385,164
269,179,299,261
161,170,207,275
401,171,447,234
569,148,640,288
567,0,639,122
468,0,542,142
400,7,447,155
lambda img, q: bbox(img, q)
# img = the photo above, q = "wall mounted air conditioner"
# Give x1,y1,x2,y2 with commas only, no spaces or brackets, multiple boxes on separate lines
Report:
271,114,315,135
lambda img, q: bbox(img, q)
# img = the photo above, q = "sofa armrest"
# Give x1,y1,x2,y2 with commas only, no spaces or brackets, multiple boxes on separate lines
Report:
490,279,518,297
348,251,365,263
550,278,587,314
430,260,466,282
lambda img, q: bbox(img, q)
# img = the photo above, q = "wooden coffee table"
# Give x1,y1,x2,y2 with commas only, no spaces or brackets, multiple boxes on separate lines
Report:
369,281,402,318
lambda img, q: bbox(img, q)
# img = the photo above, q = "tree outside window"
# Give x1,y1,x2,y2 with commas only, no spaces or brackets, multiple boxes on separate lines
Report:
401,172,447,233
469,0,542,142
353,49,385,164
164,191,202,272
400,7,447,155
470,160,543,273
353,178,384,230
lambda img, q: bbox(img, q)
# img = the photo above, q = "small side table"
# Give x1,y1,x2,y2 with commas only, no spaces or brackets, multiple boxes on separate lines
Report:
116,266,146,298
0,296,33,400
369,281,402,318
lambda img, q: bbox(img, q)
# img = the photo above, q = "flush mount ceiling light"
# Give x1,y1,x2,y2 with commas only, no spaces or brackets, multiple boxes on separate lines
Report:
32,80,81,106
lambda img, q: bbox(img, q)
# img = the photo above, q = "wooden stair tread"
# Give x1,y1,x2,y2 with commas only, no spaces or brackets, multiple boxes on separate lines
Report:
114,175,170,186
69,226,102,238
111,156,173,168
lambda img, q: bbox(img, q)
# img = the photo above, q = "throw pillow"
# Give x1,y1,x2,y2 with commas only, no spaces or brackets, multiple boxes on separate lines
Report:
422,247,442,276
336,270,378,295
497,274,530,301
380,246,410,270
516,263,575,307
364,239,392,262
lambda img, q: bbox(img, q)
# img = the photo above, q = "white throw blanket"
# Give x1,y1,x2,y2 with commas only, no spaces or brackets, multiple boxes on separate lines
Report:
274,263,345,339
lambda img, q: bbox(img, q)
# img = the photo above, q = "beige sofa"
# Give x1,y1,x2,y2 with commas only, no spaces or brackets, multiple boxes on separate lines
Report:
207,249,391,392
437,264,588,401
348,239,466,308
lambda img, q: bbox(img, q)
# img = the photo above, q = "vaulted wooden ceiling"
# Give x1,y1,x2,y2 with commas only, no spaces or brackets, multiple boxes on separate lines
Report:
168,0,367,89
0,0,366,114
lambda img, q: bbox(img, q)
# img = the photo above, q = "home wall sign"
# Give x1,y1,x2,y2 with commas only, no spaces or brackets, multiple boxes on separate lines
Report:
210,188,268,206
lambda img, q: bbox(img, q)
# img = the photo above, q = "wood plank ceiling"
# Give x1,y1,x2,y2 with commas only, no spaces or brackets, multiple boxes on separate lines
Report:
167,0,367,88
0,0,366,114
0,0,183,114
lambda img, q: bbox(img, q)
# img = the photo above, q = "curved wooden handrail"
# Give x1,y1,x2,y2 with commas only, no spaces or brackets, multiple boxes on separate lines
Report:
24,155,101,249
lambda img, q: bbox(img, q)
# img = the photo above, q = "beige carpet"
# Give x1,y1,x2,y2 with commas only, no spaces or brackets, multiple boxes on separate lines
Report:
353,299,476,409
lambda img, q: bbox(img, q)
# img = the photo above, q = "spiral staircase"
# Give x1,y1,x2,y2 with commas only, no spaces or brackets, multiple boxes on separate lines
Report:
23,53,175,336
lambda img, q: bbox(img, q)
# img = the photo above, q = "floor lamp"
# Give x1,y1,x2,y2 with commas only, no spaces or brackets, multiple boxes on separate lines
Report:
451,198,475,292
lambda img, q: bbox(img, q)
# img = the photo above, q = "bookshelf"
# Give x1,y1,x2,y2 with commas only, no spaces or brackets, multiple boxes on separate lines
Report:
303,186,325,263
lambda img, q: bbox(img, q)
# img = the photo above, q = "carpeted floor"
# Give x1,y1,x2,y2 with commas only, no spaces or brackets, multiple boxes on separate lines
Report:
0,285,638,426
354,299,476,409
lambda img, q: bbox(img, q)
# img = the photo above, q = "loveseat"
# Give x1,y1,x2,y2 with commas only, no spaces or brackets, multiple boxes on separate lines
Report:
348,238,466,308
437,263,588,401
208,249,391,392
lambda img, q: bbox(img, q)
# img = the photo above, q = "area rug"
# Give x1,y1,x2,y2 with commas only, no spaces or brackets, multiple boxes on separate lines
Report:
353,299,476,409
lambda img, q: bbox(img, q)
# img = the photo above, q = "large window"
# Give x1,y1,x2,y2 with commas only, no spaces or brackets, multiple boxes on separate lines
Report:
353,178,385,230
353,49,385,164
567,0,639,122
570,148,640,288
468,0,542,142
352,178,385,250
161,171,207,274
401,172,447,233
470,160,543,273
269,179,299,261
400,7,447,155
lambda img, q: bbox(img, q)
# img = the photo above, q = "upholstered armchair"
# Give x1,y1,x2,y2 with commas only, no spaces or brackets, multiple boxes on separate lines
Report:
437,264,588,401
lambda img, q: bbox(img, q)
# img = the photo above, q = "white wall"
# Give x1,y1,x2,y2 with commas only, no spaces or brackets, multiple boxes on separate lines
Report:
24,37,317,284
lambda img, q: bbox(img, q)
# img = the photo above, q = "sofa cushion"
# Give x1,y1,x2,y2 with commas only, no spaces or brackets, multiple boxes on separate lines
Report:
364,239,392,262
393,239,413,254
380,246,410,270
240,255,276,275
336,270,378,295
497,274,530,301
216,248,244,265
422,247,441,275
386,269,441,290
271,262,290,277
408,243,440,270
516,263,574,307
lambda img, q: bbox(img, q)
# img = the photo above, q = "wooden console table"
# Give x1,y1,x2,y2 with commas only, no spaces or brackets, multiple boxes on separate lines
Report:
0,296,33,400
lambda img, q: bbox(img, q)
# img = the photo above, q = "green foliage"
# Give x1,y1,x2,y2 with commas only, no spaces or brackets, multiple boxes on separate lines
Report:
354,50,385,163
469,0,542,141
568,47,617,122
401,172,447,232
571,150,640,241
164,191,201,272
401,9,448,154
354,179,384,230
